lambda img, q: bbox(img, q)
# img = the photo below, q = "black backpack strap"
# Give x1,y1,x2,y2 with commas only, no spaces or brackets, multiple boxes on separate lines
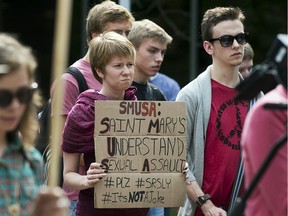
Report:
66,66,89,93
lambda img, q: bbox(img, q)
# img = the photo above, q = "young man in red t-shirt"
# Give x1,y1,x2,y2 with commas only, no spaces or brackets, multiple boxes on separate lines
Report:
177,7,250,216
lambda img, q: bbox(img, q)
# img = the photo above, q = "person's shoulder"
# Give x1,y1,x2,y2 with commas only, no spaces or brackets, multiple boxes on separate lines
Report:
24,147,43,170
148,83,166,100
76,89,108,106
148,82,162,91
252,85,287,109
59,59,88,81
176,74,204,101
50,66,80,91
25,147,42,161
157,72,176,81
70,58,89,69
154,72,179,85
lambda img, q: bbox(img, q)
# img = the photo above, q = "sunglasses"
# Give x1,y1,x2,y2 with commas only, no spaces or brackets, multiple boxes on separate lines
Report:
208,32,249,47
0,83,37,108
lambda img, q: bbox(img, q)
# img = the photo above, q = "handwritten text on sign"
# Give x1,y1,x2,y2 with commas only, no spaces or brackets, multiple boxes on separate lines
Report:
94,101,186,208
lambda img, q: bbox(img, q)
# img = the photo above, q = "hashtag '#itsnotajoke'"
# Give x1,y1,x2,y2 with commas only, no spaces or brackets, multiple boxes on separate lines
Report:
102,192,112,204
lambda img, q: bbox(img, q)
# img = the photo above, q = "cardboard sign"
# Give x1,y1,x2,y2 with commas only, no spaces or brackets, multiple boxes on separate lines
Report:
94,101,187,208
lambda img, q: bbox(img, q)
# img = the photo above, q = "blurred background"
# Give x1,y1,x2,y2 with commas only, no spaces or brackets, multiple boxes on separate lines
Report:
0,0,286,101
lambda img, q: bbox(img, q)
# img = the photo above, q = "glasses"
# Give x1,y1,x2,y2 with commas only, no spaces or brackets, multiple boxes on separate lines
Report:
0,83,37,108
208,32,249,47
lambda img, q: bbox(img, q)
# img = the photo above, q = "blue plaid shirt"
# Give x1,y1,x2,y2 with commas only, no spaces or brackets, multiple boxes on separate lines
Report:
0,138,44,215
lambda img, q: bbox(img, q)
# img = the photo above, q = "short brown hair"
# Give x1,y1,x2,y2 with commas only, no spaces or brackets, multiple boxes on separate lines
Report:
86,0,135,42
89,31,136,83
201,7,245,41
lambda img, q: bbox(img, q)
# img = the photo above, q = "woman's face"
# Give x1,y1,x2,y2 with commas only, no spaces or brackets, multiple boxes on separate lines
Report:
0,66,30,134
100,56,134,97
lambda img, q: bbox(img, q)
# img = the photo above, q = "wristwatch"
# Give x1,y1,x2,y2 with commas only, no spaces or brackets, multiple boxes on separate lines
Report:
195,194,211,208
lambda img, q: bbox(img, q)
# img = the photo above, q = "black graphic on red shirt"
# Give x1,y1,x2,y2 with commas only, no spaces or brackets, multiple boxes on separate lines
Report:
216,99,248,150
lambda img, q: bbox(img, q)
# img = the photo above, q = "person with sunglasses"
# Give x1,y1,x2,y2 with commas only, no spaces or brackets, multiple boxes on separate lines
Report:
0,33,69,216
176,7,251,216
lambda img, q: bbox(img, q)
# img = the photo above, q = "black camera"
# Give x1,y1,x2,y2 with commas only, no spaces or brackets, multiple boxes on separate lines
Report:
235,34,287,100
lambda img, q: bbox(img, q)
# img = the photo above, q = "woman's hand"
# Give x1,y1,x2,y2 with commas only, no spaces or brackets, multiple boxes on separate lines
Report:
85,162,108,188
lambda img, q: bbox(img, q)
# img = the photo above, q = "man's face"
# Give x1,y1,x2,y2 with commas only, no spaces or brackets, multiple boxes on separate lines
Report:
239,59,253,78
103,21,132,37
209,20,245,67
134,38,167,83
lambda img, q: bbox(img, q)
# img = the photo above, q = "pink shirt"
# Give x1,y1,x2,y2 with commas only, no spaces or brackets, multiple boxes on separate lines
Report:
51,58,102,116
50,58,102,200
241,85,287,216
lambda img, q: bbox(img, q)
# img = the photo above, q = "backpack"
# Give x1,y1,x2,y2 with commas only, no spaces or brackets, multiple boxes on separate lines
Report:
36,67,88,185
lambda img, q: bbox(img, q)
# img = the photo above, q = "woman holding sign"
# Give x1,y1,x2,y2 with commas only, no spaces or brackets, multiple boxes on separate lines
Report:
62,32,149,216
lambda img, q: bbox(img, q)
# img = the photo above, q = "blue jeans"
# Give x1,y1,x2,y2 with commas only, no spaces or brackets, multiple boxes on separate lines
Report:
69,200,77,216
148,208,164,216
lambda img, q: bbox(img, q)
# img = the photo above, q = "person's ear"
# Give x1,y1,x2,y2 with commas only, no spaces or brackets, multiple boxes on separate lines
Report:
203,40,214,55
91,32,98,39
96,68,104,78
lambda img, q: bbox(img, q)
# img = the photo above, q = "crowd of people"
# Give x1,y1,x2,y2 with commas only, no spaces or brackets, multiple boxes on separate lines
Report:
0,1,286,216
